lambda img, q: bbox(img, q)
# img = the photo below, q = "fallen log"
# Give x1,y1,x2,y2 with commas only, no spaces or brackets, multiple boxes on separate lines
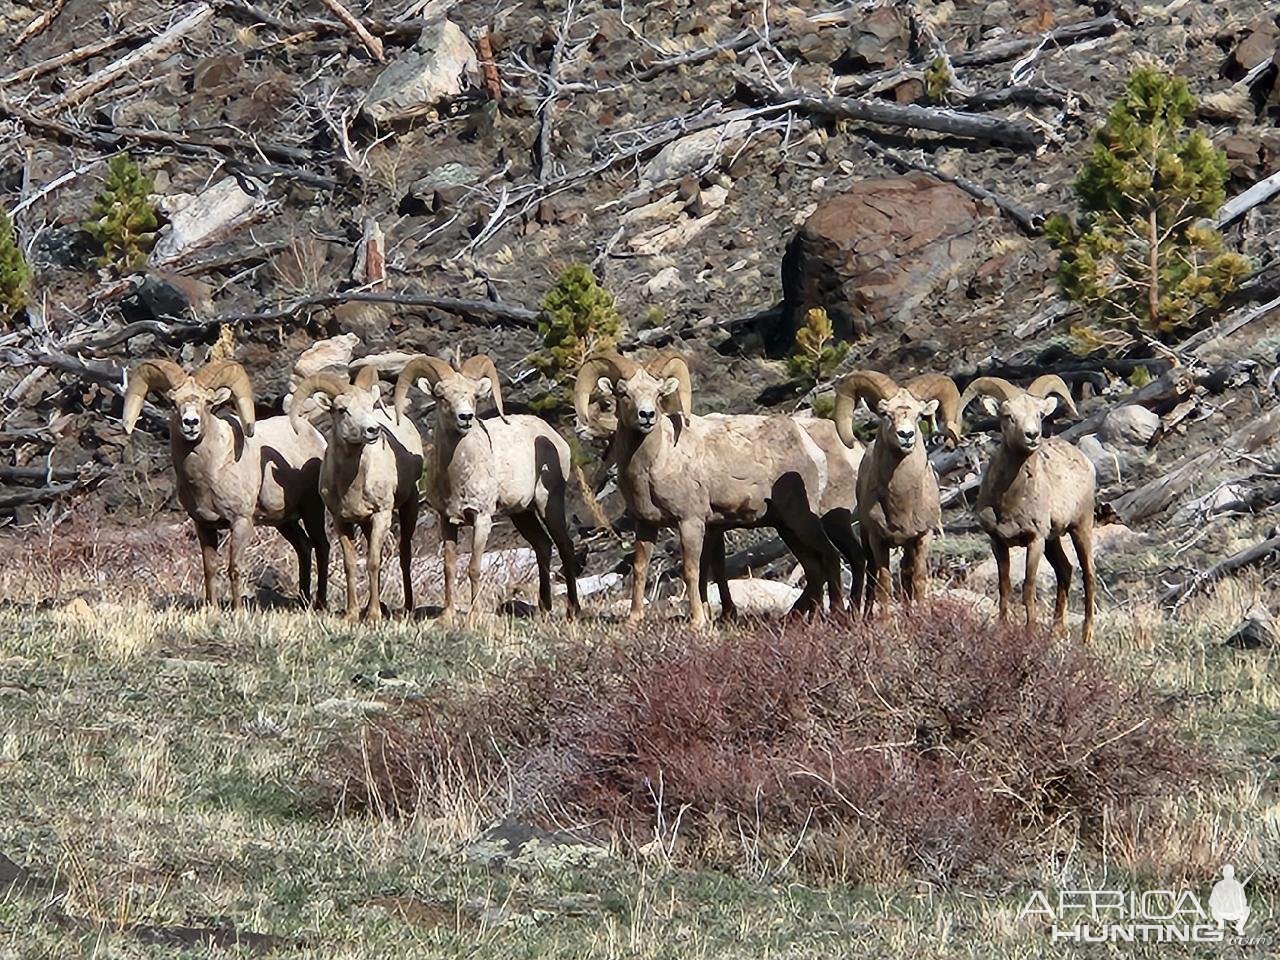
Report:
0,465,95,485
1217,168,1280,227
0,479,98,511
1112,407,1280,524
741,79,1041,149
10,0,68,51
1160,533,1280,607
1,28,147,85
318,0,384,61
952,14,1119,67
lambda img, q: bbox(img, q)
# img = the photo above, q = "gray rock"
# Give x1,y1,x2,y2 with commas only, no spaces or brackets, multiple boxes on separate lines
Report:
363,19,478,123
1077,434,1121,485
1100,405,1160,446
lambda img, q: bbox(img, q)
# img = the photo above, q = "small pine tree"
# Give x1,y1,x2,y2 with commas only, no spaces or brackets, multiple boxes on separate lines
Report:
534,264,622,384
786,307,849,385
1047,67,1251,341
0,211,30,322
86,154,158,272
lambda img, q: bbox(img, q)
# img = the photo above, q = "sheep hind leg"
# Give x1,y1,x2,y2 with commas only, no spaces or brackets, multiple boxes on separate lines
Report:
776,504,843,617
301,498,328,610
397,499,419,617
337,522,361,622
195,523,220,608
277,520,313,608
541,490,579,619
511,511,554,614
1070,521,1096,645
823,509,864,615
1044,536,1073,636
439,515,459,625
227,516,253,612
707,528,739,622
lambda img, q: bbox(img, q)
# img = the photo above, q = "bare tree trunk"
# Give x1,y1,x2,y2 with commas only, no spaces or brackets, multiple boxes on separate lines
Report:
1148,207,1160,330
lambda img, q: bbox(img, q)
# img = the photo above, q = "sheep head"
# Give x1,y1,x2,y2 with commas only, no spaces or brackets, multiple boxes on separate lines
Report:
122,358,255,441
291,365,384,446
394,354,508,436
959,375,1077,454
575,350,691,438
834,370,944,455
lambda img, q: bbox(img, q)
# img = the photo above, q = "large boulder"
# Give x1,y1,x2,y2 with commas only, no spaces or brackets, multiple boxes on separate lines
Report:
1100,404,1160,447
774,173,979,355
363,19,478,123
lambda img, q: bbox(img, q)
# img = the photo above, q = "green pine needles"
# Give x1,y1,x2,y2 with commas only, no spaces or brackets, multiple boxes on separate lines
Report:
534,263,622,384
1047,67,1250,342
786,307,849,385
0,211,31,322
86,154,158,272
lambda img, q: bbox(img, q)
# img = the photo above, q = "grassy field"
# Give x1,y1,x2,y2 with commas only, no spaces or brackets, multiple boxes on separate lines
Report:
0,525,1278,958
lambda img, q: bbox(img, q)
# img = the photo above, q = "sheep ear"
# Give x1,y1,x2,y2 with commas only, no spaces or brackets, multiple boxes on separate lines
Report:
980,396,1000,416
432,381,447,398
659,377,680,397
475,376,492,398
210,386,233,407
596,376,614,395
875,398,889,415
314,394,333,411
1041,396,1059,416
922,399,939,417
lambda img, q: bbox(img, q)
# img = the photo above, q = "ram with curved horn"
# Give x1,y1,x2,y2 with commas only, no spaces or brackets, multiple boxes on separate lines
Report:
575,349,843,627
291,364,423,622
959,373,1095,642
395,353,579,623
122,358,328,610
833,369,961,616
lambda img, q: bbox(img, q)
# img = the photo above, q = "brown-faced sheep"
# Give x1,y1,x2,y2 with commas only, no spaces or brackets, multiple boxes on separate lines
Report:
958,374,1096,643
122,359,328,610
290,365,423,622
834,371,961,615
575,350,842,628
393,354,579,622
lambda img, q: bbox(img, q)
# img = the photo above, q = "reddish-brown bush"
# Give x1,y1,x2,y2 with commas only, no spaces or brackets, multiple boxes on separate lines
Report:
320,602,1200,881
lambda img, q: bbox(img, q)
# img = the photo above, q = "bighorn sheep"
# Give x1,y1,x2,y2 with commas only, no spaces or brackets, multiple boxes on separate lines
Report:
958,375,1096,643
702,415,866,618
575,350,842,627
834,371,961,615
393,354,579,622
290,365,423,622
122,359,328,610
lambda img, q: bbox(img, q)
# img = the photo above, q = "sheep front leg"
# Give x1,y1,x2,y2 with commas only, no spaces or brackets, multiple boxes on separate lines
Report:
440,514,459,625
902,531,932,606
468,513,493,625
365,511,392,622
195,523,220,607
337,521,361,623
678,517,707,628
1022,536,1044,630
626,522,657,626
227,516,252,612
1071,522,1096,645
992,538,1012,623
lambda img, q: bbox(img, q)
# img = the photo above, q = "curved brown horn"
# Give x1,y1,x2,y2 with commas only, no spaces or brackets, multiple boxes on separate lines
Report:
1026,374,1079,417
195,359,256,438
460,354,508,422
122,359,187,435
289,372,348,435
352,363,381,392
393,355,456,422
646,349,693,419
906,373,962,448
958,376,1021,420
833,371,899,449
573,352,637,436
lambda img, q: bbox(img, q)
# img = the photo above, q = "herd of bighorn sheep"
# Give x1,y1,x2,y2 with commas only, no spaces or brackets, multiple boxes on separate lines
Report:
123,344,1098,640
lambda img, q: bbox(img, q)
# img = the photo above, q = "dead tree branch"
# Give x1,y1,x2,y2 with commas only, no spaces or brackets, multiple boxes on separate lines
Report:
10,0,68,51
318,0,385,61
1160,533,1280,607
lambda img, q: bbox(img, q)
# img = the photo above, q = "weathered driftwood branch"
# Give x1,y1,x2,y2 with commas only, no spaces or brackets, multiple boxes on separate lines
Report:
2,29,148,85
1218,169,1280,227
536,2,574,182
741,79,1041,149
1160,533,1280,607
0,465,95,485
214,0,427,44
39,3,215,115
952,14,1119,67
318,0,384,61
635,29,757,82
212,290,539,331
10,0,68,51
1113,408,1280,524
0,480,99,511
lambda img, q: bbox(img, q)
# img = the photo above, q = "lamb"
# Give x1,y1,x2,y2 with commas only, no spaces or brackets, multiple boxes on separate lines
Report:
290,365,423,622
575,349,842,627
393,353,579,622
122,358,328,610
833,370,961,615
702,415,866,618
958,374,1096,643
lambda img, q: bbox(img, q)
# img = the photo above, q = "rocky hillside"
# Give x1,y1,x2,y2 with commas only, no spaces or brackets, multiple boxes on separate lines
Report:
2,0,1279,608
